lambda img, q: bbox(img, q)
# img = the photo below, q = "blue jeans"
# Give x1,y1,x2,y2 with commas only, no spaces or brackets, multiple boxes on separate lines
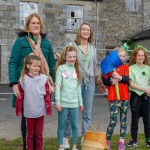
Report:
57,107,78,145
64,80,95,136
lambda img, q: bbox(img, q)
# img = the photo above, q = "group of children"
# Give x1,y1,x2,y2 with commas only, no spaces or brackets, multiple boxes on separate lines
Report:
103,46,150,150
15,44,150,150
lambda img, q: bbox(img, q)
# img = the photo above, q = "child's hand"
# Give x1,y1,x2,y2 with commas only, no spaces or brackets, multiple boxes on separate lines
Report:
55,104,62,112
112,72,122,80
112,78,118,85
16,114,22,118
145,88,150,95
79,106,84,112
46,115,50,117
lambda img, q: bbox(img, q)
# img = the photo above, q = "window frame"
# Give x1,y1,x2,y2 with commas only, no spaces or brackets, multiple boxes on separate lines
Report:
125,0,137,12
67,4,83,30
20,2,38,29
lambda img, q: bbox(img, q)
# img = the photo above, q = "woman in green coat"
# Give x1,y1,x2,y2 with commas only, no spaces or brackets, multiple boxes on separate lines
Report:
8,13,55,150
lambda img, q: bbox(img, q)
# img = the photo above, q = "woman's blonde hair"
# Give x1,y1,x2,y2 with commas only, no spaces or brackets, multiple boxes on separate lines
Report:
23,13,45,33
21,54,42,81
75,23,93,45
55,46,81,82
129,47,149,66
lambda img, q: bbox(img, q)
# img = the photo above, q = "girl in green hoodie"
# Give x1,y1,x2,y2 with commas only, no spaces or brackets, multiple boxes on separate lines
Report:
55,46,84,150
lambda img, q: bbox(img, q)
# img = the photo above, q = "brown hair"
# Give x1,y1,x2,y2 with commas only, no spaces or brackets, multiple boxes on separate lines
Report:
74,23,93,45
129,47,149,66
55,46,81,82
23,13,45,33
21,54,42,81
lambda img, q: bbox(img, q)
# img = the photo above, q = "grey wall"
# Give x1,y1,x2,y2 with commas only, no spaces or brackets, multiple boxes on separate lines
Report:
0,0,150,83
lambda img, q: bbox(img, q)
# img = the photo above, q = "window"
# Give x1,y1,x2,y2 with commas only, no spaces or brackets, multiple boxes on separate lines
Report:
125,0,137,11
67,5,83,30
20,2,38,29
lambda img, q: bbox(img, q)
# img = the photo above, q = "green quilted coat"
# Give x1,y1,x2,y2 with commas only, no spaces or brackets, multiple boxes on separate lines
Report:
8,32,56,107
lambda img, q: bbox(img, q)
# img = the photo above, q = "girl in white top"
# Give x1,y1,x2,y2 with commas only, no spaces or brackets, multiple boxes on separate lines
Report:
16,54,51,150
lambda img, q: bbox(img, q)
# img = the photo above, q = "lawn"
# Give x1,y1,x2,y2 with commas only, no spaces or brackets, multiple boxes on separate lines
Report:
0,134,149,150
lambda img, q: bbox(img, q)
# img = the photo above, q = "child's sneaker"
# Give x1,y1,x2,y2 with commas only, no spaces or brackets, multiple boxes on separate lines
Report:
107,141,111,150
118,142,125,150
72,145,78,150
127,139,138,147
146,139,150,148
58,145,64,150
63,138,70,149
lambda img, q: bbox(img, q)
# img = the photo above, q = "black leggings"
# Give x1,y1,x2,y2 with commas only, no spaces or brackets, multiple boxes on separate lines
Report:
130,92,150,141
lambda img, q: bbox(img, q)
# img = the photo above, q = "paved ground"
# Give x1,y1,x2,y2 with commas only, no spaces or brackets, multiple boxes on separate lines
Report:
0,95,144,140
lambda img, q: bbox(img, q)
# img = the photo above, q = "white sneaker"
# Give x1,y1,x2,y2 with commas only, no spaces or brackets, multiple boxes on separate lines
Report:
58,145,64,150
72,145,78,150
63,138,70,149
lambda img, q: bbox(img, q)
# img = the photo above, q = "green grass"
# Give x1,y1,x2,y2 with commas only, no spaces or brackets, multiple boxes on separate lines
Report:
0,134,149,150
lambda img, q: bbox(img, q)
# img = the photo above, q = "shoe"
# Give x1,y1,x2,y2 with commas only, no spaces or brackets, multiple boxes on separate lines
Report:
146,139,150,147
107,141,111,150
72,145,78,150
58,145,64,150
127,139,138,147
118,142,125,150
63,138,70,149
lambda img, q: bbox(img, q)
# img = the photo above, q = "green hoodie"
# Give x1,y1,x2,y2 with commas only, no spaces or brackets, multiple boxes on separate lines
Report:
55,63,83,108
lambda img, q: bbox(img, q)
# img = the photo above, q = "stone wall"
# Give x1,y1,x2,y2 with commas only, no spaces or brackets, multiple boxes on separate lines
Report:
0,0,150,83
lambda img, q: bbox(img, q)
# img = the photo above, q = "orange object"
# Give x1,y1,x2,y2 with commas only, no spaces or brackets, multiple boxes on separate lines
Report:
82,125,107,150
104,64,129,101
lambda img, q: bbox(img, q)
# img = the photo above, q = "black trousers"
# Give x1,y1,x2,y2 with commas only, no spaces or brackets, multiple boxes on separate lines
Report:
130,92,150,141
21,116,36,150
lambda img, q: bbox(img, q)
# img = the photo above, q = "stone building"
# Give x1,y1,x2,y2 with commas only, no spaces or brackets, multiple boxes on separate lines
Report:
0,0,150,83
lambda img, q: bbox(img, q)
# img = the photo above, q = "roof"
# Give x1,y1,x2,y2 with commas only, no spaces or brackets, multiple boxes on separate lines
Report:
129,28,150,41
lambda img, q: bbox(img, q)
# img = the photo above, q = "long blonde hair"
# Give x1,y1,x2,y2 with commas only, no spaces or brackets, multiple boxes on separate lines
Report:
23,13,45,33
75,23,93,45
129,47,149,66
21,54,42,81
55,46,81,82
